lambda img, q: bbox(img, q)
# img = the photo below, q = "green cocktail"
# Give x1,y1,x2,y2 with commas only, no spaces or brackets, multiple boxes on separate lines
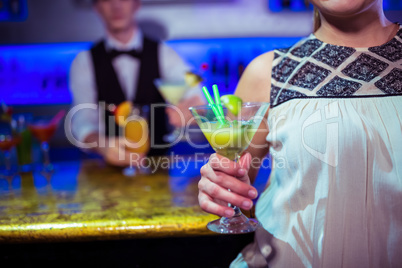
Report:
189,102,269,234
199,120,256,160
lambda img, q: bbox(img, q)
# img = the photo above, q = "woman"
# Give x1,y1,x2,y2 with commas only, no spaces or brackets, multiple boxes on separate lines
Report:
198,0,402,267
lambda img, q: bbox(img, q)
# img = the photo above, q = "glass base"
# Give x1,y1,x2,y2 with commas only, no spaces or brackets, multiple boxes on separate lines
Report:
38,163,55,174
123,167,137,177
207,213,260,234
123,166,152,177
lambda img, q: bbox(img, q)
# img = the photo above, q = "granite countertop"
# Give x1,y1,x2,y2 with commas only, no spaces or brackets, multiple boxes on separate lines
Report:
0,158,218,243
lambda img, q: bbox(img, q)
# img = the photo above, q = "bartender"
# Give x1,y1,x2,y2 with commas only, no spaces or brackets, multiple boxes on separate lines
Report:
69,0,203,166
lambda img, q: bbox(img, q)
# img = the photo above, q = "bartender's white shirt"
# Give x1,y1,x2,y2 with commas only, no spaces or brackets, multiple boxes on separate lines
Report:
69,30,191,143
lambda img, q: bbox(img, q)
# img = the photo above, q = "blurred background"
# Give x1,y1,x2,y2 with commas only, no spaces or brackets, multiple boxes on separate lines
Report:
0,0,401,153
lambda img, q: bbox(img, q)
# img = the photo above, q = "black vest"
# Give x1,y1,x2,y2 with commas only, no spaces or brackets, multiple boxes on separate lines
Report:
90,36,168,156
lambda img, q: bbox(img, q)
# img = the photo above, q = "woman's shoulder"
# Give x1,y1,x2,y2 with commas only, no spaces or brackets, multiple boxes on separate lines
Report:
234,35,315,102
235,51,275,102
249,51,276,70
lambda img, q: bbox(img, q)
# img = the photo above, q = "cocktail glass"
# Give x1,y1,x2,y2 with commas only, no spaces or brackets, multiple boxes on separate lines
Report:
28,110,65,172
0,135,21,178
189,102,269,234
123,105,150,176
0,116,20,178
154,79,190,143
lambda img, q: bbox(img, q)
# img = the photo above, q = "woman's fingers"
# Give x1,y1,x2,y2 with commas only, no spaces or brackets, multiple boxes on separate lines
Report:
200,159,258,199
198,152,260,217
208,154,243,177
198,191,235,217
203,153,256,194
198,178,254,211
208,153,252,181
198,160,258,218
213,171,257,199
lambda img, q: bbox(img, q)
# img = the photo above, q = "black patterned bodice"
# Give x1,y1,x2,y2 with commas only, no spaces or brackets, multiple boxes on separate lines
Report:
270,25,402,108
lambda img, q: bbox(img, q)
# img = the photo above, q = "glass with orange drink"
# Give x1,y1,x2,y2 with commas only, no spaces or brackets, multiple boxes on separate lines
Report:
125,114,150,155
114,102,150,176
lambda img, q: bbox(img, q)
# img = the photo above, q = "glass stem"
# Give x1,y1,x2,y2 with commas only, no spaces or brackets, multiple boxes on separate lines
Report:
41,141,50,167
227,153,242,217
229,203,243,217
4,150,11,172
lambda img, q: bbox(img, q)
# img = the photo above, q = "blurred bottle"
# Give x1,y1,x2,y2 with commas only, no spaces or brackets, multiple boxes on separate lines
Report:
13,113,33,172
223,56,230,90
10,0,21,15
210,52,218,83
237,61,245,80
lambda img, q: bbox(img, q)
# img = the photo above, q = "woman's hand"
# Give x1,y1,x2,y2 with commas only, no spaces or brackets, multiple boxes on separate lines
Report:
198,153,258,217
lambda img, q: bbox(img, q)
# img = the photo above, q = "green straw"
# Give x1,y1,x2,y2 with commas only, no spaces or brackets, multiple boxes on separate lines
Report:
212,84,225,119
202,86,225,124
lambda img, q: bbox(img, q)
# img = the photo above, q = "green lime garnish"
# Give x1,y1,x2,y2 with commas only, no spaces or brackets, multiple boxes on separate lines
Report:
220,95,243,116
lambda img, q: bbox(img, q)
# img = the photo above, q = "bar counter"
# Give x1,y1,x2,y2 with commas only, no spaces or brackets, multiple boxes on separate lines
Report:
0,158,219,243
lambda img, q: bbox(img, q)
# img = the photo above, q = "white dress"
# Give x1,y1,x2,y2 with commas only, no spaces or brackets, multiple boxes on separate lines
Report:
232,25,402,268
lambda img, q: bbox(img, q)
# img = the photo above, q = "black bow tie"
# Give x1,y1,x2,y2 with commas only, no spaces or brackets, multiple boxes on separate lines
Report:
108,49,142,59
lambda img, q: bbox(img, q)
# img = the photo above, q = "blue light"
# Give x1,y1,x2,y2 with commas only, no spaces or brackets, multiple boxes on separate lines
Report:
0,0,28,22
384,0,391,10
0,37,301,105
0,42,92,105
167,37,301,94
268,0,401,11
290,0,306,12
268,0,313,12
32,161,80,193
383,0,402,10
269,0,283,12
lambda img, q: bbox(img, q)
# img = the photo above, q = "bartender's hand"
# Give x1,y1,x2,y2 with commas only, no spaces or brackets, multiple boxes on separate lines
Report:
198,153,258,217
85,134,146,167
166,95,205,128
